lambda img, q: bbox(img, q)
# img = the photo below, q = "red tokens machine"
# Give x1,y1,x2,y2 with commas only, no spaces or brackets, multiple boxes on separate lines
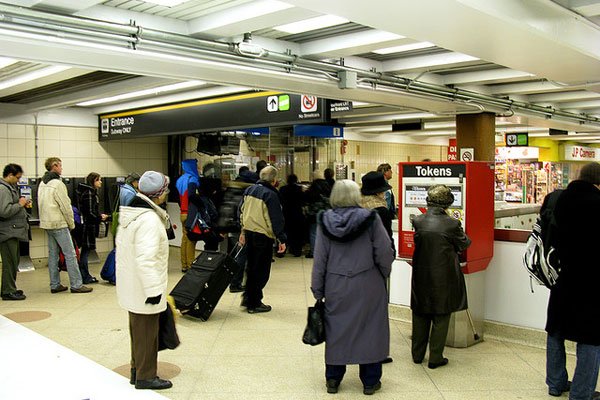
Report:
398,161,495,273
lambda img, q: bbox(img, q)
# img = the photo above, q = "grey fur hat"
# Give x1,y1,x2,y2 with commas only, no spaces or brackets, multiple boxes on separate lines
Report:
426,184,454,208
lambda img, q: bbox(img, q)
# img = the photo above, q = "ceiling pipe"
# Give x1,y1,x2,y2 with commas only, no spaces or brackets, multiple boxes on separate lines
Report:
0,3,599,127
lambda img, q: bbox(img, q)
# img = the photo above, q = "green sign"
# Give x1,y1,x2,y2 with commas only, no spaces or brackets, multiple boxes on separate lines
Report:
505,132,529,147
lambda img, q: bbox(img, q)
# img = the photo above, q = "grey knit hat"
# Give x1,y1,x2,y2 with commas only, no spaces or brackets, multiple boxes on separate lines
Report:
579,162,600,185
426,185,454,208
138,171,170,198
125,172,140,185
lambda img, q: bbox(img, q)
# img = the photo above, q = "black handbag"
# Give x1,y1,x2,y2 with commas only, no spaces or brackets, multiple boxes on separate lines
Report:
158,303,180,351
302,299,326,346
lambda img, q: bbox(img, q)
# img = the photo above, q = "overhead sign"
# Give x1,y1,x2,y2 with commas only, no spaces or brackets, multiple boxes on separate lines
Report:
505,132,528,147
563,144,600,161
99,91,328,141
330,100,353,113
293,124,344,138
495,146,539,160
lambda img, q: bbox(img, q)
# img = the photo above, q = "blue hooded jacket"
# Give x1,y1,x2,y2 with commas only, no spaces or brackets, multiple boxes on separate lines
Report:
176,159,200,213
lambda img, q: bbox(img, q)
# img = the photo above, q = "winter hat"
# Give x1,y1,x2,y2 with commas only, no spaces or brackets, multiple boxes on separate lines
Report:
426,185,454,208
125,172,140,185
579,162,600,185
361,171,392,195
138,171,170,198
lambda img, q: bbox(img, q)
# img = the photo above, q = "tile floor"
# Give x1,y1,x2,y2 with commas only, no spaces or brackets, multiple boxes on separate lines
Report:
1,248,597,400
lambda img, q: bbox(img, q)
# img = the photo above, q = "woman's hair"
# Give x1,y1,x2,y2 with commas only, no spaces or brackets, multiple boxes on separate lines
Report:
330,179,361,208
85,172,101,187
259,166,278,182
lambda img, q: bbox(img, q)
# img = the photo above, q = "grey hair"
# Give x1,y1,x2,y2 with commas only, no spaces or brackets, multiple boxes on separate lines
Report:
259,165,278,182
330,179,361,208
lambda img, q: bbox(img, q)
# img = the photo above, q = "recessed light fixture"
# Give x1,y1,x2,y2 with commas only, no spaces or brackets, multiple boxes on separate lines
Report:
274,15,349,34
373,42,435,55
0,65,70,91
143,0,192,7
76,81,206,106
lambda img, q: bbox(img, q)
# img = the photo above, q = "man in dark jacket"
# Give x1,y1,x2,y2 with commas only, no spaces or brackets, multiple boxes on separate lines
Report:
545,162,600,400
279,174,305,257
410,184,470,369
304,170,331,258
0,164,29,301
239,166,286,313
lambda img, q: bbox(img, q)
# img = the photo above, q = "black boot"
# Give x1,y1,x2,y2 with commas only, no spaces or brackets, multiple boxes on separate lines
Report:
130,368,136,385
135,377,173,390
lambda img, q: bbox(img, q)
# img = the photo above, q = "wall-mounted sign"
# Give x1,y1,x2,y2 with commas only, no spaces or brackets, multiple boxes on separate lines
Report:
330,100,353,113
495,146,539,160
447,138,457,161
99,91,329,141
460,148,475,162
563,144,600,161
505,132,529,147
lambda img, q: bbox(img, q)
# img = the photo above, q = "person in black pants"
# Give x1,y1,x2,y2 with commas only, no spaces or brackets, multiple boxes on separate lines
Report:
239,166,286,314
279,174,305,257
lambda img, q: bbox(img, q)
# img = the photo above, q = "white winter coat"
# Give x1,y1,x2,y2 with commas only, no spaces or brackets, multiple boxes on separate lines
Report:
116,193,169,314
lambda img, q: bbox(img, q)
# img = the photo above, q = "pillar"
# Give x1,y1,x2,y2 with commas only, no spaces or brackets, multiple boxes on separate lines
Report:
446,112,495,347
456,112,496,161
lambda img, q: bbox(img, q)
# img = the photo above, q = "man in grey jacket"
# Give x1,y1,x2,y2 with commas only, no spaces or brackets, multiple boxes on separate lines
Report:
0,164,29,301
38,157,92,294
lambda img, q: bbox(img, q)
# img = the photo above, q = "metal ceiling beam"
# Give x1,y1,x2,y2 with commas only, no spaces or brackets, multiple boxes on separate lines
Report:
442,69,535,85
527,90,600,103
487,81,566,95
282,0,600,84
382,52,480,73
299,30,405,58
36,0,105,14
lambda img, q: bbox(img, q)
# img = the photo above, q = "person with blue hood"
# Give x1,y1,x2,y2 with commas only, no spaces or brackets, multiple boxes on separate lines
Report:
176,159,200,273
311,179,394,395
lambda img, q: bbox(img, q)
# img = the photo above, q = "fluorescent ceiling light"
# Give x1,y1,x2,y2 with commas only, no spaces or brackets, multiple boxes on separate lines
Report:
0,65,69,91
274,15,349,34
0,57,18,69
77,81,206,107
143,0,191,6
373,42,435,55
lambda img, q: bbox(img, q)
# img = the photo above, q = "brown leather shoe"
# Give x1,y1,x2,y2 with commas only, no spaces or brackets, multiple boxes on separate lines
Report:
50,284,68,294
70,285,93,293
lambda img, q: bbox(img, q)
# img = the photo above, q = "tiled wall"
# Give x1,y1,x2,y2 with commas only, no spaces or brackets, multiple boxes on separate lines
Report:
0,123,167,264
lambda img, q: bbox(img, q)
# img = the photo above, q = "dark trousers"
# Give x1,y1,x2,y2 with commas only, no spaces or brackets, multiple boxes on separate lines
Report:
243,231,273,308
412,311,451,364
79,247,93,283
326,363,382,387
129,311,160,381
228,234,247,288
0,238,19,295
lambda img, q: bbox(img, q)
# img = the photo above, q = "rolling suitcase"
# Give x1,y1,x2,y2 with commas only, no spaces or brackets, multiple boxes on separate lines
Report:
170,246,242,321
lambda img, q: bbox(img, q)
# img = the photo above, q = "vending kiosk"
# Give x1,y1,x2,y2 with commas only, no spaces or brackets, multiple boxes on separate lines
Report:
397,161,494,346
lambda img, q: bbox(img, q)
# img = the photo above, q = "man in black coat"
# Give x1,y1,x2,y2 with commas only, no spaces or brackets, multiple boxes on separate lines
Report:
410,184,471,369
545,162,600,400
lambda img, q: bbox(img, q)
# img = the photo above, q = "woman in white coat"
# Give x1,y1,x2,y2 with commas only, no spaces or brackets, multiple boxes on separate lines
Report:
116,171,172,390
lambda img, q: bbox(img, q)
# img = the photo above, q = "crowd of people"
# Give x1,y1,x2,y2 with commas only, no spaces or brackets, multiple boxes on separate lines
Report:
1,157,598,397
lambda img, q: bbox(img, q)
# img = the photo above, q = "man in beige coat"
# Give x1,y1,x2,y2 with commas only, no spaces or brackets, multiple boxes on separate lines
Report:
38,157,91,294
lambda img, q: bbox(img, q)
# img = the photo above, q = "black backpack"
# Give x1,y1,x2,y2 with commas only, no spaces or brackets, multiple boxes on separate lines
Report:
522,190,562,291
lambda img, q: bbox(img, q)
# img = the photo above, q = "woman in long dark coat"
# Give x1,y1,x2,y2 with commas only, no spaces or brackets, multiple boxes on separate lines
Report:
312,179,395,395
77,172,108,284
411,184,470,369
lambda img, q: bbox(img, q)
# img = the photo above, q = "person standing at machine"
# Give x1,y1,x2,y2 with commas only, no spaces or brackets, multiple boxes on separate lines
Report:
545,162,600,400
76,172,108,284
38,157,92,294
377,163,397,220
410,184,470,369
176,159,200,273
119,173,140,207
0,163,29,301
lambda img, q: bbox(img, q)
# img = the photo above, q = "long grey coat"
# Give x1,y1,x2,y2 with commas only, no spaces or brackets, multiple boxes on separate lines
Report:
411,207,471,315
311,207,395,365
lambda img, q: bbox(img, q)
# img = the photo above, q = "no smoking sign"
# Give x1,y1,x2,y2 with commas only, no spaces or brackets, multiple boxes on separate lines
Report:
301,95,317,112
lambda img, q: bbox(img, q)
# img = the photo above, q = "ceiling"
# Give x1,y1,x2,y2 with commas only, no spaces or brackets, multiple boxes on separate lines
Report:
1,0,600,143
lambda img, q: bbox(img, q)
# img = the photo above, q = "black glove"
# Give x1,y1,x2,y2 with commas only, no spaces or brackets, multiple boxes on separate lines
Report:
145,295,162,305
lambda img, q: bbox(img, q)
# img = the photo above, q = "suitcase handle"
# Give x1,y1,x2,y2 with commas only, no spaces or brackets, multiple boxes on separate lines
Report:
229,242,245,259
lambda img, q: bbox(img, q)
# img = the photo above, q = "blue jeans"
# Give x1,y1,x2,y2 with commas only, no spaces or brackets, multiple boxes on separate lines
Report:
79,247,94,283
326,363,382,387
46,228,83,290
547,333,600,400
